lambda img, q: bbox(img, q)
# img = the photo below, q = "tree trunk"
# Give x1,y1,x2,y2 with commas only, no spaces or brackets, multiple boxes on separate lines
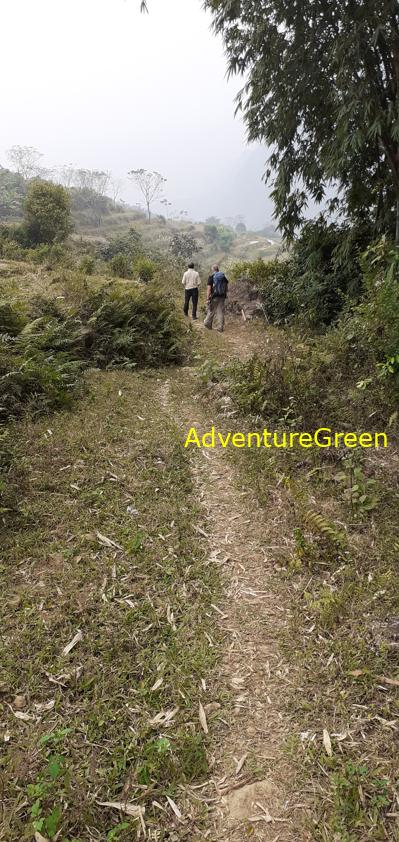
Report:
147,201,151,223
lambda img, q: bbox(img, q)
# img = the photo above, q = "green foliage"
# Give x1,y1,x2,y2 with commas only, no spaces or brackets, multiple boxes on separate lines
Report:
230,219,365,327
204,223,218,243
335,454,379,517
0,167,27,219
327,761,391,840
169,231,201,261
78,254,96,275
205,0,399,238
82,283,188,369
353,239,399,360
204,223,235,251
100,227,143,262
231,257,294,324
26,731,71,839
110,252,130,278
134,256,156,283
0,302,27,336
0,284,188,424
24,180,72,245
27,243,67,268
0,338,83,423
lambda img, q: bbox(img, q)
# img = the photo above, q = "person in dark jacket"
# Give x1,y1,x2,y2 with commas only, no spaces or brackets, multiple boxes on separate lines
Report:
204,264,229,332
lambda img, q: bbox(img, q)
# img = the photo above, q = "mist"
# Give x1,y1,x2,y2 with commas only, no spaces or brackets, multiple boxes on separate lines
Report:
0,0,276,229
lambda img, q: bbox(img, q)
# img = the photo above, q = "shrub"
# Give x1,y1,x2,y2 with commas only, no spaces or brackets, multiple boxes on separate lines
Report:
100,227,143,262
230,258,295,324
0,239,25,261
230,218,366,328
110,253,130,278
79,255,96,275
24,180,72,245
0,303,27,336
0,284,189,425
0,338,83,423
80,284,188,369
354,239,399,360
27,243,67,268
134,257,156,283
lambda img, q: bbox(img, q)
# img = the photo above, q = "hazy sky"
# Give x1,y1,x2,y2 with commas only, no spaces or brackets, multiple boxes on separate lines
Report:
1,0,274,226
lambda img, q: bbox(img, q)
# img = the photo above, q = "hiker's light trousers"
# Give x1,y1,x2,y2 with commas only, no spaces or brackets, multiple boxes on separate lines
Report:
204,297,225,332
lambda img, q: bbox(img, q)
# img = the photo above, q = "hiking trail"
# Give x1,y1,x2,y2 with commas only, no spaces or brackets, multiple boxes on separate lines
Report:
161,317,311,841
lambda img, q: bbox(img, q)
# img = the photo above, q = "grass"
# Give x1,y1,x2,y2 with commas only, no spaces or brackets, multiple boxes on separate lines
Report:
198,337,399,841
0,369,221,840
73,205,282,269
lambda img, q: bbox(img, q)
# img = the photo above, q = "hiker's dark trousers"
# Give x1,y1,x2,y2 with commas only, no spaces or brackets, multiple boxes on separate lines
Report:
184,288,199,318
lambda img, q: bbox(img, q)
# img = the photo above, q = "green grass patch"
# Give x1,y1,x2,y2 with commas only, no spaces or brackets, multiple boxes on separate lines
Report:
0,370,220,840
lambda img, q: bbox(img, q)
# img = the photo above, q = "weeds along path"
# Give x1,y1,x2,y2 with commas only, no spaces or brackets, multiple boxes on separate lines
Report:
163,317,312,841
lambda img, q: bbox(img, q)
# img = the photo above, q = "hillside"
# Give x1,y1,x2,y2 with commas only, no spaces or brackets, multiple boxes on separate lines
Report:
73,204,282,269
1,242,398,840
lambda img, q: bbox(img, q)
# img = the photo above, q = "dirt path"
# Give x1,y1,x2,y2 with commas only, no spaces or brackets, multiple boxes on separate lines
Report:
163,318,312,841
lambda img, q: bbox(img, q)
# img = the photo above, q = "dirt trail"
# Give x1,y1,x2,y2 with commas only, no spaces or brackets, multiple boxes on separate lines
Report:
163,318,311,841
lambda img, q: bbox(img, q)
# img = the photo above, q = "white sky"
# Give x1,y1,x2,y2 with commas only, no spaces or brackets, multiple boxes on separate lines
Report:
1,0,273,225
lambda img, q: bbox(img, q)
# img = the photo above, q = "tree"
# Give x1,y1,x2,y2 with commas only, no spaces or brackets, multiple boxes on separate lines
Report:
73,168,110,196
127,169,166,222
57,164,77,188
0,168,27,219
6,146,43,180
24,180,72,244
169,231,201,261
71,169,111,226
204,223,219,243
236,222,247,234
202,0,399,242
110,177,124,207
160,198,173,218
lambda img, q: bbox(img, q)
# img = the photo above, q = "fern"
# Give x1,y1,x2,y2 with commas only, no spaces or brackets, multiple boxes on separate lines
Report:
304,510,344,543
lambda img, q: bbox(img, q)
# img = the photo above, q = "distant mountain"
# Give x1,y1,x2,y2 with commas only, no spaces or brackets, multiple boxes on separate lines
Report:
178,143,328,232
178,145,277,231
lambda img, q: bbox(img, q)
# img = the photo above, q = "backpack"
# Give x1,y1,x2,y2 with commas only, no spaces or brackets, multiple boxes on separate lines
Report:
212,271,228,297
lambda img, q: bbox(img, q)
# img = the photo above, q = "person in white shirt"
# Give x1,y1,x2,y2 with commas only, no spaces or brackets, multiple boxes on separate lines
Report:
182,262,201,320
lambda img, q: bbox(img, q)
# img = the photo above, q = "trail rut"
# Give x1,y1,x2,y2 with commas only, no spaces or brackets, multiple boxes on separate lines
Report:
162,319,311,841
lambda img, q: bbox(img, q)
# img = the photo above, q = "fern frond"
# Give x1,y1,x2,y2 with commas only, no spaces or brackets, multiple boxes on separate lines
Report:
305,510,343,543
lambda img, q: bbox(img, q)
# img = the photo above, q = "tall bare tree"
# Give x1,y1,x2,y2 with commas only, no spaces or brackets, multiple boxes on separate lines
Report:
6,146,43,180
110,177,124,207
127,169,166,222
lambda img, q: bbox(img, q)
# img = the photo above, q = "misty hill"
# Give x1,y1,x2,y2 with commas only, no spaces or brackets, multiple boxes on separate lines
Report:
178,145,276,231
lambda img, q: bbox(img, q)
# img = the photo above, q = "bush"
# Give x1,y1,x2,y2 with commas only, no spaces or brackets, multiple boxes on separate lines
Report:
230,218,366,328
0,239,24,261
230,258,295,324
24,180,72,245
134,257,156,283
26,243,67,268
100,227,143,262
0,284,189,424
80,284,188,369
0,303,27,336
214,240,399,431
110,253,130,278
353,240,399,360
79,255,96,275
0,333,83,423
